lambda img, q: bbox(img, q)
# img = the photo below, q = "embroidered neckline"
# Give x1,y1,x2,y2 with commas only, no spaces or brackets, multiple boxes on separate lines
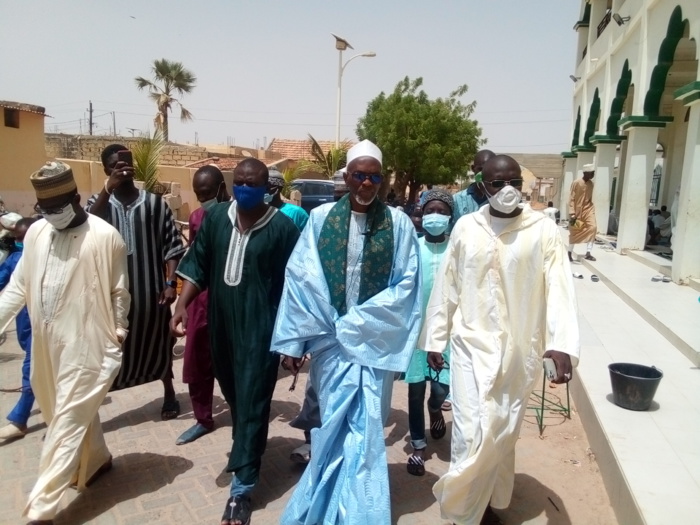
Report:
223,202,277,286
109,190,146,255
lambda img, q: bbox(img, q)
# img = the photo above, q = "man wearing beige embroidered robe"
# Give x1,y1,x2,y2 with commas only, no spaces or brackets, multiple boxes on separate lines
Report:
421,155,580,525
568,164,597,261
0,161,130,523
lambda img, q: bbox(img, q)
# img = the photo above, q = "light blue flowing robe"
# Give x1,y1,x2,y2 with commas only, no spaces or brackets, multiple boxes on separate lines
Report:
272,203,422,525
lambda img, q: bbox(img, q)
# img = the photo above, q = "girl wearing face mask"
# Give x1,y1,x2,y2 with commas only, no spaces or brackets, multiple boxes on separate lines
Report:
404,189,454,476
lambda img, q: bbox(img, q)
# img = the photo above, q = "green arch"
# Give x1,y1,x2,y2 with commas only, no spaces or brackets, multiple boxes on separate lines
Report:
607,60,632,136
571,106,581,149
583,88,601,147
644,5,687,117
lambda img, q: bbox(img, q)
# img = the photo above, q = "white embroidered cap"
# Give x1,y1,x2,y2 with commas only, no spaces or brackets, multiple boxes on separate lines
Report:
582,163,595,172
347,140,382,167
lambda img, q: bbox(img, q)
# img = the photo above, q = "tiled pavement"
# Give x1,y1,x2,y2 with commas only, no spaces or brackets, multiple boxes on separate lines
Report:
0,334,614,524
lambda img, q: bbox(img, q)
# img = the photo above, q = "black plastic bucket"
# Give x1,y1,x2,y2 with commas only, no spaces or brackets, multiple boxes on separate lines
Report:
608,363,663,411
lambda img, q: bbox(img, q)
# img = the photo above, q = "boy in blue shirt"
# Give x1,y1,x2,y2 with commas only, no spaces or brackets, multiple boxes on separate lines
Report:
0,217,36,440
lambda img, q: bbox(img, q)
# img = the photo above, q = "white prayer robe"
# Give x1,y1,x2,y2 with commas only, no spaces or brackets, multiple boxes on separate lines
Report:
0,215,130,520
420,205,580,525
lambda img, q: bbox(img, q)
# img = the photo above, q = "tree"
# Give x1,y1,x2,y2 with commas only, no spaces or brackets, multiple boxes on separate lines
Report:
356,76,484,203
135,59,196,142
298,134,352,179
132,130,165,193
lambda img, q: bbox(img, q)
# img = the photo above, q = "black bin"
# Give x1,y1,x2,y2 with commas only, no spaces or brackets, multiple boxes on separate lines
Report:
608,363,663,411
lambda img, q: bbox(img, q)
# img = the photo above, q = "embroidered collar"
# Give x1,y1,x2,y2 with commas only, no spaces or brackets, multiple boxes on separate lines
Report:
223,202,277,286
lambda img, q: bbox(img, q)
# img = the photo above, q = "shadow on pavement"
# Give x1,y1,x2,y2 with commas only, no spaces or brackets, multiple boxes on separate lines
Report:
388,462,440,523
499,473,572,525
101,393,229,432
53,452,194,525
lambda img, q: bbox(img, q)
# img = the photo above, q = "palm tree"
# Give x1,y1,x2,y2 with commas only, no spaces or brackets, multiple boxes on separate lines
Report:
304,134,352,179
135,59,196,142
132,130,165,193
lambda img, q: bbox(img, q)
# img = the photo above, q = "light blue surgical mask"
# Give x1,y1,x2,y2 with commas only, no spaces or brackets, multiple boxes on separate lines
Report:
14,241,23,249
422,213,450,236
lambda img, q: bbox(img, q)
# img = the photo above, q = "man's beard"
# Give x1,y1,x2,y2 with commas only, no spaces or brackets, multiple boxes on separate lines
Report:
354,193,376,206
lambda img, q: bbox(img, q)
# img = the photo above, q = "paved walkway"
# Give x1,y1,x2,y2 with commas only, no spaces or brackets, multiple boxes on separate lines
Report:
0,333,614,524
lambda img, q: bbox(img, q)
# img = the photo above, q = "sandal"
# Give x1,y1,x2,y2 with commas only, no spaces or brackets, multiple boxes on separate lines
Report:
161,399,180,421
221,494,252,525
407,453,425,476
430,412,447,440
584,254,596,261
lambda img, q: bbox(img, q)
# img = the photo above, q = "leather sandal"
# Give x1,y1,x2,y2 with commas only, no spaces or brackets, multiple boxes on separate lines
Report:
221,494,252,525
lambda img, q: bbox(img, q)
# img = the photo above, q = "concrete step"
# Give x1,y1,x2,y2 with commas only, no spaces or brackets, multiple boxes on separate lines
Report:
570,263,700,525
576,250,700,367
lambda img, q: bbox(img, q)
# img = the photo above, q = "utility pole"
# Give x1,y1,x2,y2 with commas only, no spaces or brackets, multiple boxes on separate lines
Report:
111,112,117,136
88,101,93,135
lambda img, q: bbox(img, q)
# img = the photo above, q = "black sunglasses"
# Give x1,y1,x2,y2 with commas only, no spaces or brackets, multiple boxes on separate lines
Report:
486,179,524,189
351,171,383,184
34,197,73,216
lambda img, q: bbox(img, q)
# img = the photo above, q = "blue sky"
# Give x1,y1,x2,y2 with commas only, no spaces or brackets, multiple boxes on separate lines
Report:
1,0,580,153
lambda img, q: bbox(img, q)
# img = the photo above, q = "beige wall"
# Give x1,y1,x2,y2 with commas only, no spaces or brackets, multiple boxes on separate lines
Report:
2,156,227,221
1,110,48,216
45,134,210,167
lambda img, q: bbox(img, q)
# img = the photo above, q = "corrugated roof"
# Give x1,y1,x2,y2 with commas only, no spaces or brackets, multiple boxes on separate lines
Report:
0,100,48,117
185,157,244,170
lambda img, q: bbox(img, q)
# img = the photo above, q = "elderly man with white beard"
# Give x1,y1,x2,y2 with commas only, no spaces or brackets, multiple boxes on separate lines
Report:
272,140,422,525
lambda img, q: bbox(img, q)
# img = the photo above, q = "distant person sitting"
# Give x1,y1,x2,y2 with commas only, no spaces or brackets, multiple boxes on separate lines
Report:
660,205,670,219
651,209,664,230
543,201,559,223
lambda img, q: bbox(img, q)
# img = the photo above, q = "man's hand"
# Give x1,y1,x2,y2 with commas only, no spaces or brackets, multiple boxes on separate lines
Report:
427,352,446,372
106,162,135,194
281,356,304,375
159,286,177,305
170,307,188,337
543,350,572,384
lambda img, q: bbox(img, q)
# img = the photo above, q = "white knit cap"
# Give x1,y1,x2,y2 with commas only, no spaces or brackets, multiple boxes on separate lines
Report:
347,139,382,167
582,163,595,172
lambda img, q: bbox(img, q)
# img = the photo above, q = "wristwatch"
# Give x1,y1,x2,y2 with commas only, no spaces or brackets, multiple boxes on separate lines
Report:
165,280,177,288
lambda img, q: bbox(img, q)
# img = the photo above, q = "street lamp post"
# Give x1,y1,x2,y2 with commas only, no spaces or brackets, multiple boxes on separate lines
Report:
332,33,376,148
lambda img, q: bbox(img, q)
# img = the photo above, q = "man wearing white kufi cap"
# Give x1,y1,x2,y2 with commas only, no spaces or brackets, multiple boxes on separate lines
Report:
272,139,422,524
568,163,598,261
0,161,130,523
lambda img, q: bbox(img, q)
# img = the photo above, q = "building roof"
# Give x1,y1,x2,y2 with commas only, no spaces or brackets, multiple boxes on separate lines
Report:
505,153,563,179
0,100,47,116
185,157,244,170
267,138,339,161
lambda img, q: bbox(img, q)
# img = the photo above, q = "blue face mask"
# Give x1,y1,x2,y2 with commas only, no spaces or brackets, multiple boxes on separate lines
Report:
233,185,266,210
14,241,23,249
422,213,450,236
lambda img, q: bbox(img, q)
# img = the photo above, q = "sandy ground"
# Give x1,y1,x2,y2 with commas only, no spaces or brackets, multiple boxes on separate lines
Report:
0,332,616,524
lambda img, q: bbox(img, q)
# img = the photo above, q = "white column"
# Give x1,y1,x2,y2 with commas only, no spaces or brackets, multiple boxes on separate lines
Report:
593,143,617,235
560,157,577,215
616,127,660,252
672,101,700,283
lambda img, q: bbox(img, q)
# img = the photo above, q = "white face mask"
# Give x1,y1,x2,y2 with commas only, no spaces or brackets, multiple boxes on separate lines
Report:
44,202,77,230
485,185,522,214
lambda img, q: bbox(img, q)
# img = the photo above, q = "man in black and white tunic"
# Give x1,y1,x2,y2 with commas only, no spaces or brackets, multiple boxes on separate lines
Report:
86,144,185,420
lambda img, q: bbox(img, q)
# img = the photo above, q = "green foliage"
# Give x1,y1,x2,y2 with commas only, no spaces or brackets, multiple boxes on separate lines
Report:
132,130,165,193
305,134,352,179
356,76,484,200
135,59,196,142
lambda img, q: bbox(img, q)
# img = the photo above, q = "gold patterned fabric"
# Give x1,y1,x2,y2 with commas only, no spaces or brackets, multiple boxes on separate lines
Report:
317,194,394,316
